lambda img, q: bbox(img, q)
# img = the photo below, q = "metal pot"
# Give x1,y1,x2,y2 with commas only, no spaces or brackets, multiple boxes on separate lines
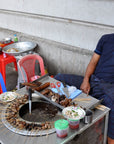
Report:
0,37,12,44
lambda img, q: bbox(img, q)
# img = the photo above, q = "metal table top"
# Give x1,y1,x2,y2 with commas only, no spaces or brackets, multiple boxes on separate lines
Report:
0,87,110,144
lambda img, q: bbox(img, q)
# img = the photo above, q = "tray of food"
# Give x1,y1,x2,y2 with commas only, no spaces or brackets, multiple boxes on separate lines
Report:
22,74,76,110
0,91,17,102
62,106,85,121
2,41,37,56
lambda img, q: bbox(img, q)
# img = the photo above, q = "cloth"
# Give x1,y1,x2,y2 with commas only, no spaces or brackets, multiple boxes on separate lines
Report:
90,75,114,139
94,33,114,83
54,74,84,89
51,82,82,100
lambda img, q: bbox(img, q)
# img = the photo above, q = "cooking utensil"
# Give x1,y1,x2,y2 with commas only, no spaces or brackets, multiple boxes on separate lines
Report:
28,88,32,114
83,109,93,124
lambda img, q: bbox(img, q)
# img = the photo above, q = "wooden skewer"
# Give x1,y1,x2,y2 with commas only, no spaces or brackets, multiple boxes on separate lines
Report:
24,131,29,144
0,127,7,132
9,126,18,139
0,101,6,105
73,98,91,102
0,125,5,128
35,128,39,136
46,130,49,138
0,108,5,110
97,104,106,109
95,106,105,111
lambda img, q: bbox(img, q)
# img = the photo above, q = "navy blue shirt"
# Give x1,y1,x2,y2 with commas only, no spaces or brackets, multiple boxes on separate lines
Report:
94,33,114,83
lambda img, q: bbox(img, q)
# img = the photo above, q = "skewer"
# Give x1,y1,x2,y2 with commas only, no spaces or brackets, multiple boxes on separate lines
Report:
23,131,29,144
46,129,49,138
35,128,39,136
0,108,5,110
0,127,7,133
73,98,91,102
97,104,106,109
0,101,7,105
9,126,18,139
95,105,105,111
0,125,5,128
2,127,11,135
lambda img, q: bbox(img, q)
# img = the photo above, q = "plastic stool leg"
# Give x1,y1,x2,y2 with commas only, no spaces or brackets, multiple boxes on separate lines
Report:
1,61,6,85
0,73,7,93
14,61,18,71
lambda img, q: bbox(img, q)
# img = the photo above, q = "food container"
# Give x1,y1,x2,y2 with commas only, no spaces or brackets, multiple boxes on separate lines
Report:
54,119,69,138
68,119,80,129
62,106,85,120
83,109,93,124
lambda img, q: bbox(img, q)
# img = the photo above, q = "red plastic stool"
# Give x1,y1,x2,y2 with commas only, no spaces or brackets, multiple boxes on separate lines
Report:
0,52,17,85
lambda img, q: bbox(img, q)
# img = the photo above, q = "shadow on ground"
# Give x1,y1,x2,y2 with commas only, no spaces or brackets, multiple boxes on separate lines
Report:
6,65,18,91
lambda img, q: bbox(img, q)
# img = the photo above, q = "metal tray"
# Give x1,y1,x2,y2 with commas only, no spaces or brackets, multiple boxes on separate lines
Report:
34,74,64,110
2,41,37,56
33,74,100,111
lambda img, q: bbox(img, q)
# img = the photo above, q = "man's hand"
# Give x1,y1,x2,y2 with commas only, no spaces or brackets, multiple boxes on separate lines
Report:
80,53,100,94
80,80,90,94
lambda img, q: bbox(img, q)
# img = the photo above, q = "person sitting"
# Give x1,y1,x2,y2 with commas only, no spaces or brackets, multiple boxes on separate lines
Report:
55,33,114,144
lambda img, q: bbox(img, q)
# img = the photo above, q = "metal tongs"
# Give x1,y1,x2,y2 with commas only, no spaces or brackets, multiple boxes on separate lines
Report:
28,88,32,114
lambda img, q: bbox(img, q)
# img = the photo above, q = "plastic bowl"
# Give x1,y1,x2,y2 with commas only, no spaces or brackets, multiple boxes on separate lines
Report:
68,119,80,129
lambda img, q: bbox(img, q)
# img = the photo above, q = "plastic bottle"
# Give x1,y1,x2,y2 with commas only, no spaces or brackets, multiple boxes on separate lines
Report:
14,34,18,42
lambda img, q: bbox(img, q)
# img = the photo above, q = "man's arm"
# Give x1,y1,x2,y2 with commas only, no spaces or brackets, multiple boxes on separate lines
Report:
80,53,100,94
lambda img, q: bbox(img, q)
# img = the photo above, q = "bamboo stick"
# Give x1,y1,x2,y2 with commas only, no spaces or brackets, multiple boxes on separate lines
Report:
73,98,91,102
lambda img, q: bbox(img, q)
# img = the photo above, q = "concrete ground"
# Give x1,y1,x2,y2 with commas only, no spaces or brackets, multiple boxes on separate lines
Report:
6,65,18,91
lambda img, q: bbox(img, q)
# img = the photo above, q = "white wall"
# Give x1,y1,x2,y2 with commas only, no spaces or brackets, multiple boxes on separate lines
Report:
0,0,114,74
1,0,114,26
0,0,114,51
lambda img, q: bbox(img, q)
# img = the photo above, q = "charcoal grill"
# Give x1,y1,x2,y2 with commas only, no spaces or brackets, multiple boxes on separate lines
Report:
19,101,59,123
1,98,63,136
